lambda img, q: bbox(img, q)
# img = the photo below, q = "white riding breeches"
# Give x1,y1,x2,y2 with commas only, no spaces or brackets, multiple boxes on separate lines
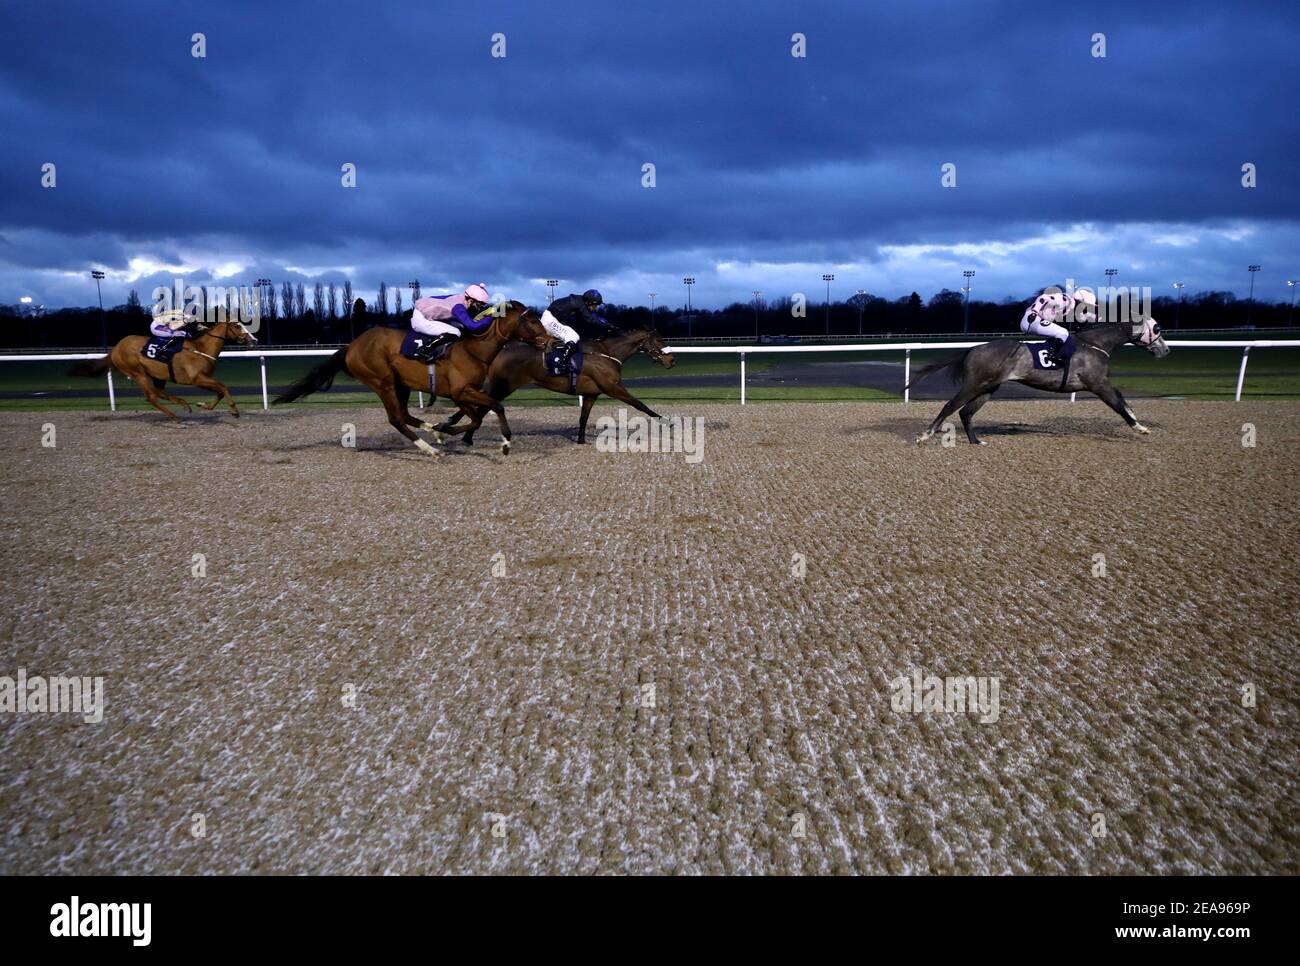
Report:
411,307,459,338
540,310,579,344
1021,316,1070,342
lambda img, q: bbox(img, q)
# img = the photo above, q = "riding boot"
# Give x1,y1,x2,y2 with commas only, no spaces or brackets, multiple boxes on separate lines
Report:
415,333,456,362
1060,335,1078,359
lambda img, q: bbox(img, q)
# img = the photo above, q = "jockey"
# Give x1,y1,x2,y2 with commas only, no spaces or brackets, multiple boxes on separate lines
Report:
1020,285,1098,364
542,289,618,367
148,309,198,347
409,283,492,361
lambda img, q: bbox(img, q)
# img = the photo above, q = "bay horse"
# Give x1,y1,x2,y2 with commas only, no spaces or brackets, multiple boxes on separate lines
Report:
445,327,676,445
909,317,1170,445
273,301,552,457
68,316,258,419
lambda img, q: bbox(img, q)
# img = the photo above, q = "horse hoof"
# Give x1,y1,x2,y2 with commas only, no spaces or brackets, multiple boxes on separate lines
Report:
915,434,929,445
433,433,444,445
1134,423,1150,435
501,440,511,455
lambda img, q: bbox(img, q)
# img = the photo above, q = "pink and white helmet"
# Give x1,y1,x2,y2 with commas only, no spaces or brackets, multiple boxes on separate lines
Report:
464,283,489,303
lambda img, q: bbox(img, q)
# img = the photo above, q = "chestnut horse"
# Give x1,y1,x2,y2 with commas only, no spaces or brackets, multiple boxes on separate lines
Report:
68,317,258,419
446,327,676,445
273,301,551,456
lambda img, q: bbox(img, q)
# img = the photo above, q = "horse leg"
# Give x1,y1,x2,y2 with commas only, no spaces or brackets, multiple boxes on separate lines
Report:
133,375,180,420
916,384,991,443
1089,379,1149,434
602,382,660,419
189,374,239,417
380,384,438,457
395,383,439,436
157,384,193,412
958,389,996,445
448,387,513,454
461,405,492,447
463,376,515,447
577,394,598,444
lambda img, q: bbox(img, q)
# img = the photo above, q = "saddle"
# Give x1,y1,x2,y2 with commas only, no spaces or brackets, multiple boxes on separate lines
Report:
400,330,453,364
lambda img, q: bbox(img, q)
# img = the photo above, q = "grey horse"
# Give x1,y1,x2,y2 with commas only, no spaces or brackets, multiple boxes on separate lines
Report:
910,317,1170,445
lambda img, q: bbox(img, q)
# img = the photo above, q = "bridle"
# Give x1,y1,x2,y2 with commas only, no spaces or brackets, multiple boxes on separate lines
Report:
640,332,669,364
465,304,549,349
1075,319,1162,357
183,320,254,360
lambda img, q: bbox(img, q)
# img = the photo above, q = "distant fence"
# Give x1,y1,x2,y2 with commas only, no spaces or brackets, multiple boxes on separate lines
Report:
3,340,1298,409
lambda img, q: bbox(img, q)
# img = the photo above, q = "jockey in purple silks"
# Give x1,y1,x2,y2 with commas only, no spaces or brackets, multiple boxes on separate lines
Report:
148,309,199,348
409,283,492,361
1020,285,1098,365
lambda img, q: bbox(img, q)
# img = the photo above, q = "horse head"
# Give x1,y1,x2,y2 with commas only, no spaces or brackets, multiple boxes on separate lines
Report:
502,301,554,350
638,328,675,369
1131,317,1169,358
198,315,258,346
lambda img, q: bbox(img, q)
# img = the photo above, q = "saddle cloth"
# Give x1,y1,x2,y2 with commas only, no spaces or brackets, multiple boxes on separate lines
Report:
400,330,452,363
1026,342,1064,370
141,336,185,363
544,346,585,378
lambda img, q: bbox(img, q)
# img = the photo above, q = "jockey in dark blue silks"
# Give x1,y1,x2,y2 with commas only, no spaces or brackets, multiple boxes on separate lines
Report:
541,289,619,369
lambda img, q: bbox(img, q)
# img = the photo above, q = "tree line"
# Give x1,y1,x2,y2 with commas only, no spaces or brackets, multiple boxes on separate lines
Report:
0,284,1294,350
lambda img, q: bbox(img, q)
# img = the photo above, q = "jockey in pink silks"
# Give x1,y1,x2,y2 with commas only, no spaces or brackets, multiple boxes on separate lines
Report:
1020,285,1098,364
407,283,492,362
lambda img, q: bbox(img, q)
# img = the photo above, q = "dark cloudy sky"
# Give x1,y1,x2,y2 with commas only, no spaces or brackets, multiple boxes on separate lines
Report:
2,0,1298,311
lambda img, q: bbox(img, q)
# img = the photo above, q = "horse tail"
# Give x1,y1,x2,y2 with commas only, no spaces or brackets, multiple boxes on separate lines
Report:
68,356,111,378
273,347,350,404
905,350,969,390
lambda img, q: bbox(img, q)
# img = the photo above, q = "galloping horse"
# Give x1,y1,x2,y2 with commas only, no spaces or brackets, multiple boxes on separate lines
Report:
445,327,676,445
68,317,259,419
273,301,552,456
909,317,1170,444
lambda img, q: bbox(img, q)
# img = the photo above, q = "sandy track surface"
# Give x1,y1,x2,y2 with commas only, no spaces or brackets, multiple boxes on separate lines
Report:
1,399,1297,874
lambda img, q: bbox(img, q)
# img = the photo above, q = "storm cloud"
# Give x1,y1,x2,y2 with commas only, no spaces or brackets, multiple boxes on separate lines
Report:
1,0,1297,310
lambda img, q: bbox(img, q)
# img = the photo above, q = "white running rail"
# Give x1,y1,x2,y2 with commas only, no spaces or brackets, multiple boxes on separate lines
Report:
3,340,1297,409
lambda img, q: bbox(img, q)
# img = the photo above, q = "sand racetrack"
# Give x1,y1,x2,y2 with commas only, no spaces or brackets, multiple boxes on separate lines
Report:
1,398,1297,875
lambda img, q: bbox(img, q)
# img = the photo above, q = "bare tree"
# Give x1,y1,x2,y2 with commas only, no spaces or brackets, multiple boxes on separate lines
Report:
280,282,294,319
376,281,389,316
394,287,403,317
342,281,353,317
266,284,280,320
327,282,337,319
294,283,306,319
313,282,325,320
